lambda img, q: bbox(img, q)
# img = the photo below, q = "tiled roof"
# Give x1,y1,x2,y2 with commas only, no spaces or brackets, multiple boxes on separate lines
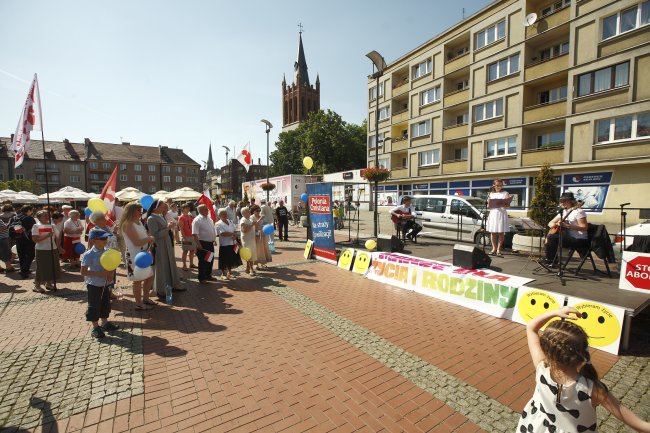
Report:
0,137,85,161
86,141,160,163
160,147,199,165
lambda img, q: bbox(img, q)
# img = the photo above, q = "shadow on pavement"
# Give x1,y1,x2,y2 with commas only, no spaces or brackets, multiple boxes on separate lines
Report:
1,396,58,433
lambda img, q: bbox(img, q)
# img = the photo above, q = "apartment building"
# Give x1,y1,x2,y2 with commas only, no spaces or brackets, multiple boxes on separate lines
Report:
367,0,650,225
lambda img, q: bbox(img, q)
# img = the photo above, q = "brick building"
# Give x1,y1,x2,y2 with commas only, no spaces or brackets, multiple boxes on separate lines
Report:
282,32,320,131
220,159,267,199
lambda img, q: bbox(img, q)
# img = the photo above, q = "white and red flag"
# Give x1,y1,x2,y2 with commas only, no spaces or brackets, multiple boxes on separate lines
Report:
236,142,252,172
197,190,216,222
10,74,42,168
100,166,118,225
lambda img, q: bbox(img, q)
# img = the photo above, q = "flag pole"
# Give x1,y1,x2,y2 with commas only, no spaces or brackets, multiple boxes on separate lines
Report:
36,74,58,291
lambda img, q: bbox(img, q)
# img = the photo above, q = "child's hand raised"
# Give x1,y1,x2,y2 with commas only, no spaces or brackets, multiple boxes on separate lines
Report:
556,306,581,320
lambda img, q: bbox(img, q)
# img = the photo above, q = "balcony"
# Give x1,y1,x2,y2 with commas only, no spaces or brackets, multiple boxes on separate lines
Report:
523,99,566,123
442,160,468,174
390,168,409,179
525,6,570,39
444,52,469,74
524,53,568,82
444,88,469,107
522,146,564,166
391,137,409,152
392,78,409,97
392,108,409,124
443,123,468,141
88,165,115,173
34,166,60,174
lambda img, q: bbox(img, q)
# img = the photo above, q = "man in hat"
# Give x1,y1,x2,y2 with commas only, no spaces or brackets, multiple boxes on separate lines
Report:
543,191,589,265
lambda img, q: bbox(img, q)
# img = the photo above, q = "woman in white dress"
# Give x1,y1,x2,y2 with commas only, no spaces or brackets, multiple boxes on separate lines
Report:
486,178,510,257
239,207,257,276
118,202,156,310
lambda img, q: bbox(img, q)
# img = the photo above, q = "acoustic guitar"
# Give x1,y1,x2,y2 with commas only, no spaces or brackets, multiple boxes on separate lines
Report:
546,208,575,237
391,209,413,224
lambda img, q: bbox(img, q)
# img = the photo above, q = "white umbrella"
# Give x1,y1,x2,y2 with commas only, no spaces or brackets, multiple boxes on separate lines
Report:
0,189,17,201
38,186,92,201
167,187,201,201
13,191,40,203
152,190,170,200
115,187,144,202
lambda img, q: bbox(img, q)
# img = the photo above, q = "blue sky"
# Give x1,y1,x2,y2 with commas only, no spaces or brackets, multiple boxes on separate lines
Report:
0,0,486,170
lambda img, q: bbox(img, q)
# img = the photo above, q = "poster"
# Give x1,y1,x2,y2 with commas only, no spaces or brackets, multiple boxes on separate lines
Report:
366,253,533,318
306,183,337,264
562,172,612,212
566,296,625,355
511,286,566,325
338,248,356,271
619,251,650,294
304,239,313,259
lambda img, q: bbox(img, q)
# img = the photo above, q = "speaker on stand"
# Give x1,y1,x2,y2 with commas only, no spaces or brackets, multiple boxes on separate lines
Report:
452,244,491,269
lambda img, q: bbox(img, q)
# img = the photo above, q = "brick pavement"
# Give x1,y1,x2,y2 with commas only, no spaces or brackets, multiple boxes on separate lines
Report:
0,225,648,432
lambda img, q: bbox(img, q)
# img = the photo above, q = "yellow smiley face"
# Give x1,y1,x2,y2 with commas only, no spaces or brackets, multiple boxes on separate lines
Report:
573,302,620,347
353,251,372,274
338,248,355,271
304,240,313,259
517,290,561,323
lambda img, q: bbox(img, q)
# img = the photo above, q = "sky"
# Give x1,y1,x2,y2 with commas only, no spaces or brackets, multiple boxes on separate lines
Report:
0,0,486,170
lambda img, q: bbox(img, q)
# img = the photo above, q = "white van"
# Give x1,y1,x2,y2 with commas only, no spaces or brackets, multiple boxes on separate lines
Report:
397,195,518,246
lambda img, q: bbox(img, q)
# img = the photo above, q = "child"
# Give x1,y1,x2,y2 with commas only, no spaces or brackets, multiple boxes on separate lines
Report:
80,229,120,339
518,307,650,432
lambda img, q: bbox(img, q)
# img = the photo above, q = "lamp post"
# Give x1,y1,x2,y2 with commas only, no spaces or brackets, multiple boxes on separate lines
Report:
222,146,230,199
261,119,273,202
366,50,387,238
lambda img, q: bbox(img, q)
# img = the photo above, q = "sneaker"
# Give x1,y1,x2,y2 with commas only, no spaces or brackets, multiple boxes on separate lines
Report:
91,326,105,339
102,322,120,332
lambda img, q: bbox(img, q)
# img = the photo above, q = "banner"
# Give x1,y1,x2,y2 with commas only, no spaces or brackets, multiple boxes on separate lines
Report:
306,183,336,264
367,253,533,318
511,286,566,325
566,296,625,355
619,251,650,294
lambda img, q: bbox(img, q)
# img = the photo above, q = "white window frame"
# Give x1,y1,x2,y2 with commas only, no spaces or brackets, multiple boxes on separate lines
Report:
540,0,570,17
473,98,504,123
70,164,80,172
119,174,127,181
15,174,25,180
474,20,506,50
536,131,565,148
412,59,432,80
134,175,142,182
377,158,389,169
420,86,441,106
453,147,468,160
119,163,127,170
102,162,111,169
487,53,520,82
602,1,650,40
538,41,569,61
163,175,171,183
368,132,385,149
149,175,156,182
176,176,183,182
176,166,183,173
148,164,156,172
69,175,80,183
538,85,567,104
89,162,98,169
163,166,170,173
369,82,385,100
378,106,390,121
150,186,156,193
411,120,431,138
577,62,629,97
418,149,440,167
134,164,141,172
485,136,517,158
595,111,650,144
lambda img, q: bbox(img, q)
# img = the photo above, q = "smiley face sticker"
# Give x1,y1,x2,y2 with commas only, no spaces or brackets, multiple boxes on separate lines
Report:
353,251,372,275
304,240,314,259
338,248,356,271
517,289,561,323
572,302,621,348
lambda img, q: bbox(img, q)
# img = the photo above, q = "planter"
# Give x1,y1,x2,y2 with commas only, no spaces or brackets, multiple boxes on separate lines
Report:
300,216,309,228
511,234,544,254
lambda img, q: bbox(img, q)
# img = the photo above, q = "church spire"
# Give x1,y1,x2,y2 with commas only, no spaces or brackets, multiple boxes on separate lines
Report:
294,30,310,86
206,142,214,171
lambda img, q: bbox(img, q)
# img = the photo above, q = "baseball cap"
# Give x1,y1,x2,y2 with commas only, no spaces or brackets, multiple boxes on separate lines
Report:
89,229,110,240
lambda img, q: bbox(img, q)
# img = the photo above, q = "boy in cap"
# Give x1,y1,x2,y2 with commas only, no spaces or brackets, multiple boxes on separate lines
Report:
80,229,120,338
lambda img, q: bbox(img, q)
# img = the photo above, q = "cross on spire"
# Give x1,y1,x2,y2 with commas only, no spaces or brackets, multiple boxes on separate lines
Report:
298,22,304,34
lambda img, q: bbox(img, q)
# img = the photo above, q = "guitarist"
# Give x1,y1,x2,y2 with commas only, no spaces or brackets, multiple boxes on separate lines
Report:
543,192,588,265
390,196,422,243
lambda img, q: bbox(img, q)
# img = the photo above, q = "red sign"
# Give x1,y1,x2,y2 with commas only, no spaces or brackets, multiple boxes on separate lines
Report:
309,195,330,214
624,256,650,291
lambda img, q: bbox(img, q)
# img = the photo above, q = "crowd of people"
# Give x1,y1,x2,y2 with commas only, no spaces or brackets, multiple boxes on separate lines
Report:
0,196,297,338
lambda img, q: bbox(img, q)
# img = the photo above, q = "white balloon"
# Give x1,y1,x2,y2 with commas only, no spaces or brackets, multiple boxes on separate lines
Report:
132,265,153,281
11,245,17,255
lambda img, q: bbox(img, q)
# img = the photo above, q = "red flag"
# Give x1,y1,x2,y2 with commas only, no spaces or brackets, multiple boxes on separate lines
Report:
236,142,252,172
11,74,42,168
197,193,216,222
100,166,118,225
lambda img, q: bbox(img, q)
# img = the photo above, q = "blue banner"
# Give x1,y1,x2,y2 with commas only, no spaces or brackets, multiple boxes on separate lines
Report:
307,182,337,264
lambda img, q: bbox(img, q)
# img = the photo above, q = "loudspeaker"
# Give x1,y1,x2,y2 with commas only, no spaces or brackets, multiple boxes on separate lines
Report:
452,244,491,269
377,234,404,252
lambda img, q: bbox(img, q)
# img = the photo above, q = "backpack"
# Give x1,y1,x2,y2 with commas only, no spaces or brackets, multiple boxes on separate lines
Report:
8,215,26,240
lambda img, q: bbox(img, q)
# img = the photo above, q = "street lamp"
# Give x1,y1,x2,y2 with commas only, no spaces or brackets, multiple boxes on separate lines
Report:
366,50,387,238
222,146,230,199
261,119,273,202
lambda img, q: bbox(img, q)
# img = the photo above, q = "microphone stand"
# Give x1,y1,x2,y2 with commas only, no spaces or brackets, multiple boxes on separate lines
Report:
619,202,630,254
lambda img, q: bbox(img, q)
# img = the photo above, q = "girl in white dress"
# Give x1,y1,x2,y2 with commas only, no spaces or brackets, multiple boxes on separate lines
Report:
486,178,510,257
239,207,257,276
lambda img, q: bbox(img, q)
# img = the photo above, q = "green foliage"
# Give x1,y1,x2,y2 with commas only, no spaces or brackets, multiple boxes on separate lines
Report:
269,110,367,176
0,179,41,194
529,162,558,227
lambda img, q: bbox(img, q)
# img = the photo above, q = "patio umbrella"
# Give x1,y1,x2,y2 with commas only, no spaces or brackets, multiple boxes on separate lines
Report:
12,191,40,203
0,189,17,201
38,186,92,201
152,190,170,200
115,187,144,202
167,187,201,201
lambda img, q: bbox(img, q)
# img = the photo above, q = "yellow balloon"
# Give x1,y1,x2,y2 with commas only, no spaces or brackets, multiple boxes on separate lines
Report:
100,249,121,271
365,239,377,251
303,156,314,170
88,198,107,213
239,247,252,261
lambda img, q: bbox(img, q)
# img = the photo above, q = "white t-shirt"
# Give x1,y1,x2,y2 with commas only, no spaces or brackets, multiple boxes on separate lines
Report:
215,220,236,246
564,208,588,240
192,215,216,242
32,223,56,251
63,218,84,238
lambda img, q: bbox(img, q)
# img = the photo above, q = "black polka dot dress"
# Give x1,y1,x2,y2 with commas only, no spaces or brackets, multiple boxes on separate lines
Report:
516,362,597,433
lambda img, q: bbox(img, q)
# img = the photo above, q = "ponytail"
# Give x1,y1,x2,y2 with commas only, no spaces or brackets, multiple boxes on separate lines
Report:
579,352,608,395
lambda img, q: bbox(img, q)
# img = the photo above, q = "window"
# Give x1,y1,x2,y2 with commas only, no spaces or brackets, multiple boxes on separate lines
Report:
135,185,143,191
414,197,447,213
163,175,171,183
103,174,109,181
150,186,156,193
455,113,469,125
487,53,519,81
538,41,569,61
412,59,432,79
120,174,127,181
15,174,24,180
70,164,80,172
447,46,469,61
149,175,156,182
69,175,80,183
90,174,99,180
36,175,45,182
602,2,650,40
0,173,3,181
456,79,469,91
135,175,142,181
176,176,183,182
541,0,570,17
163,166,170,173
475,19,506,49
102,163,110,169
538,86,567,104
420,86,441,106
369,83,385,100
119,163,127,170
486,136,517,157
419,149,440,166
473,98,503,122
411,120,431,138
90,162,98,169
148,164,156,172
176,166,183,173
577,62,629,97
454,147,468,160
536,131,565,148
378,106,390,121
368,132,385,148
596,112,650,143
134,164,141,171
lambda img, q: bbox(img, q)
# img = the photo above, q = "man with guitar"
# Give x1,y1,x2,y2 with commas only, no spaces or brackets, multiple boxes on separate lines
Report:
390,196,422,243
543,191,588,265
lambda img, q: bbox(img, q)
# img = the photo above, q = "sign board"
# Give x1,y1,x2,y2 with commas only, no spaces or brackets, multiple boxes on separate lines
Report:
306,183,337,264
511,287,566,325
566,296,625,355
619,251,650,293
338,248,356,271
304,239,313,259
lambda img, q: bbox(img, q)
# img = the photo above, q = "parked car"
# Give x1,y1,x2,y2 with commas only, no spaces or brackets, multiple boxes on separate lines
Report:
612,220,650,252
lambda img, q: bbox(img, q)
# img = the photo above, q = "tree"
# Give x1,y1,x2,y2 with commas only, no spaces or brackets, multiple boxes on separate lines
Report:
269,110,367,176
529,162,558,229
0,179,41,194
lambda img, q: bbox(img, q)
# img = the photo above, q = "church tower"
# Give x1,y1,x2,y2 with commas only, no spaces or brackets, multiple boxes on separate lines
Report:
282,30,320,131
